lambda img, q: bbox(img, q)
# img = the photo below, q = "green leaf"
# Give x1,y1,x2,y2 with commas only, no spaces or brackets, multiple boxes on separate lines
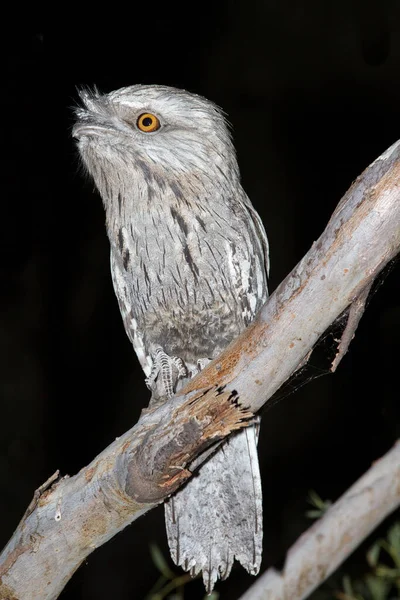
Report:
387,522,400,562
375,565,400,579
337,575,365,599
342,575,354,595
149,543,176,579
365,574,391,600
306,490,332,518
367,542,381,568
308,490,326,510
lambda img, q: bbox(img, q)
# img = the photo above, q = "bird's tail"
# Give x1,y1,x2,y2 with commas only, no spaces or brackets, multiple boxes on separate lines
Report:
164,421,262,593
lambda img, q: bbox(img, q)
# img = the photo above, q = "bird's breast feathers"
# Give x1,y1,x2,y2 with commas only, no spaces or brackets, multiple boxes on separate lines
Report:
110,197,267,369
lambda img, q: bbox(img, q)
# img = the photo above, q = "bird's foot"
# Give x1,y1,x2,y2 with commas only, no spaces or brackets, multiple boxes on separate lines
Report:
146,346,188,398
188,357,212,378
196,358,211,372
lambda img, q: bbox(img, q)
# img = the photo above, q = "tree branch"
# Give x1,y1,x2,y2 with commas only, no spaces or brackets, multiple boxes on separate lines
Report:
1,140,399,600
239,441,400,600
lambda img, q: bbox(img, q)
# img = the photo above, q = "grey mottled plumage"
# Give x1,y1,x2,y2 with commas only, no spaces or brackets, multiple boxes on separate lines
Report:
73,84,269,591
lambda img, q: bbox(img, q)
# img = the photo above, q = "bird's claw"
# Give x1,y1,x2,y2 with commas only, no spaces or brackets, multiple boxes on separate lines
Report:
196,358,211,372
145,346,188,398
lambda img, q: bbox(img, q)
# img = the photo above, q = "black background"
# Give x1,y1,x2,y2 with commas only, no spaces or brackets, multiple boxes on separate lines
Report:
2,3,400,599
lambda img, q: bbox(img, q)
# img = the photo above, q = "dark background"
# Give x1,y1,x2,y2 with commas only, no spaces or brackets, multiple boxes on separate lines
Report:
2,3,400,598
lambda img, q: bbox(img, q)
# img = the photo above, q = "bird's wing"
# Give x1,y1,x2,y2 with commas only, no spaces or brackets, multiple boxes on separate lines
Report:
241,194,270,278
110,248,153,377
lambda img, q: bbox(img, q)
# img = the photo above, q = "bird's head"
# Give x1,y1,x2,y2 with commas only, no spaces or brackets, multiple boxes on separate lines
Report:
73,85,240,210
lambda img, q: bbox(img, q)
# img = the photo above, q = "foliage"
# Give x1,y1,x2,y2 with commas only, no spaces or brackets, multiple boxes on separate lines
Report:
146,543,219,600
307,491,400,600
331,521,400,600
306,489,332,519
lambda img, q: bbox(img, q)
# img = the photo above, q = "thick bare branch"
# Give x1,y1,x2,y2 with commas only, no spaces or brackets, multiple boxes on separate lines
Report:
0,141,399,600
183,140,400,410
239,441,400,600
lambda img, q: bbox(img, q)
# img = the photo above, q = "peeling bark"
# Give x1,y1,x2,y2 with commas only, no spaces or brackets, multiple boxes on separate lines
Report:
124,387,252,502
0,141,399,599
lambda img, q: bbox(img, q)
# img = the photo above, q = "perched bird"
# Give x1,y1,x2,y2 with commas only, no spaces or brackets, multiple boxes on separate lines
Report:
73,84,269,592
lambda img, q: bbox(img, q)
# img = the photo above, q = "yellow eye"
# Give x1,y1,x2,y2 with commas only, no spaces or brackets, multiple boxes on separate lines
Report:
136,113,161,132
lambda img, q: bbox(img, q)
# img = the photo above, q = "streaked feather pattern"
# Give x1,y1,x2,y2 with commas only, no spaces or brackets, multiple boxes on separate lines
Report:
74,84,269,591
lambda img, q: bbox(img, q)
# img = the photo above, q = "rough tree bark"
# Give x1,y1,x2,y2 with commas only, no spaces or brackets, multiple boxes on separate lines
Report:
0,140,399,600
